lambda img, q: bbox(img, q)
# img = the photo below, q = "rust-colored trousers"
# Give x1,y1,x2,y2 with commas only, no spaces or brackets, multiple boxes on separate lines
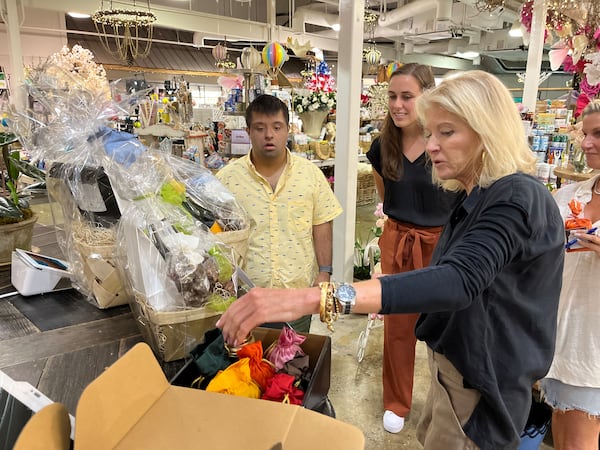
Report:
379,218,444,417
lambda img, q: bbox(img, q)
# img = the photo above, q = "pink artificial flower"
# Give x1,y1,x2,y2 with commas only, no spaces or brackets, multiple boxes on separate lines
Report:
562,55,585,73
581,75,600,96
374,202,384,219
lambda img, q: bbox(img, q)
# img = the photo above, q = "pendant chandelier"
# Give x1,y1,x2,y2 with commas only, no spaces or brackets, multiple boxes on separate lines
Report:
92,0,156,66
301,50,319,81
583,0,600,34
212,40,236,70
546,0,579,13
474,0,505,13
363,2,381,73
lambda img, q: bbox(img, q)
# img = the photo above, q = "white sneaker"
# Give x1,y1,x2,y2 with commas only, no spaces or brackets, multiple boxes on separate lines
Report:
383,410,405,433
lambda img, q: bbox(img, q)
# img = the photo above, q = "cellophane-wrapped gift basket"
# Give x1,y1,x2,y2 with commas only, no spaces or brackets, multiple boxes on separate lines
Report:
10,45,131,308
108,145,248,361
8,45,250,360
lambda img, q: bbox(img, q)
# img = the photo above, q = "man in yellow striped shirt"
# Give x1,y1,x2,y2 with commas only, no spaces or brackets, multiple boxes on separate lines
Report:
217,95,342,332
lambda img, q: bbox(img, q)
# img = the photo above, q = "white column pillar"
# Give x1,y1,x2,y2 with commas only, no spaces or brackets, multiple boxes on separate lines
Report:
333,0,364,283
4,0,26,112
522,0,547,111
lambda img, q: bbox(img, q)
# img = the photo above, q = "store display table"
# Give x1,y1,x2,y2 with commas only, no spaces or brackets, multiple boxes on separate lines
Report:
553,167,599,182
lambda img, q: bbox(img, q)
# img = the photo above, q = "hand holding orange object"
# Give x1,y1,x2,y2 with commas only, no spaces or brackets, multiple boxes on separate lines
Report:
565,217,593,230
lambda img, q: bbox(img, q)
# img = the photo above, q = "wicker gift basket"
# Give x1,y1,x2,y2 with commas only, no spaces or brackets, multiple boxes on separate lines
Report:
356,163,377,206
132,290,221,362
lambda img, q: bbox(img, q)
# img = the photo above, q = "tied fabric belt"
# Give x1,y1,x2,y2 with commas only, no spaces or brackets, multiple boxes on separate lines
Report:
383,218,443,271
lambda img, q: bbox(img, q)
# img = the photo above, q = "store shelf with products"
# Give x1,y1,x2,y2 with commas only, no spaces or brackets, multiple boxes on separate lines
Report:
525,98,577,189
223,69,267,115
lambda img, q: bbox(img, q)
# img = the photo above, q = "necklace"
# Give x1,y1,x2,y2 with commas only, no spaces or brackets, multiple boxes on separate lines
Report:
594,179,600,195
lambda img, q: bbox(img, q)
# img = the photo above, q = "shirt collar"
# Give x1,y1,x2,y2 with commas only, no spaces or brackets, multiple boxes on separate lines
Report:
572,173,600,204
448,189,473,226
244,148,293,185
245,148,292,170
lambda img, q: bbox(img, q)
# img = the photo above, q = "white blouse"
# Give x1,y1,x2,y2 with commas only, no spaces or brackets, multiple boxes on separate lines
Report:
545,174,600,387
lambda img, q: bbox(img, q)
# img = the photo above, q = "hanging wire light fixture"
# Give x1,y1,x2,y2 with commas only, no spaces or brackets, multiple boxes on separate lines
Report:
212,39,236,70
92,0,156,66
363,1,381,73
546,0,579,14
301,49,319,81
586,0,600,35
474,0,505,13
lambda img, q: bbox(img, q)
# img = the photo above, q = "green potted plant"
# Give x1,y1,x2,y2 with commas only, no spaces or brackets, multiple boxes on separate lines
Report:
0,131,46,264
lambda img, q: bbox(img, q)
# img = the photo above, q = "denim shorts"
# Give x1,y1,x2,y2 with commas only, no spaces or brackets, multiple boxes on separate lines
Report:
540,378,600,416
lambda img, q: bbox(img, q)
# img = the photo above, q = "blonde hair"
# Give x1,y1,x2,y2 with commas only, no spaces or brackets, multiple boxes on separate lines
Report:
416,70,536,191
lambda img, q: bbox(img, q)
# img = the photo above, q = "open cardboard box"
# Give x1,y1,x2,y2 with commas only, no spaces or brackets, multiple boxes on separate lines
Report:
74,342,364,449
171,327,331,413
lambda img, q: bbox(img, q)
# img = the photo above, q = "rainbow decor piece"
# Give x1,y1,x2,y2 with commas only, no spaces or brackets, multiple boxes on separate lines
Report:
262,42,288,78
386,62,402,79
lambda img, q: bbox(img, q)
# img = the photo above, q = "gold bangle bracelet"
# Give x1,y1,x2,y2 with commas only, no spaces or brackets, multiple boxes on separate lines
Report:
319,281,339,331
319,282,328,323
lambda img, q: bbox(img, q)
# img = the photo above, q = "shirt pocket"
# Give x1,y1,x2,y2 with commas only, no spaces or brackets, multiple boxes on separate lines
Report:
288,199,313,235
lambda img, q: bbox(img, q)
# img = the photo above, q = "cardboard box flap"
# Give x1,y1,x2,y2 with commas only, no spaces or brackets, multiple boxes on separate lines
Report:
277,404,365,450
14,403,71,450
75,343,170,449
75,343,365,449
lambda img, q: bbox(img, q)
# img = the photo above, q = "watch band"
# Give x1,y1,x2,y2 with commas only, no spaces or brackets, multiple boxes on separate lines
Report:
318,265,333,274
341,297,353,315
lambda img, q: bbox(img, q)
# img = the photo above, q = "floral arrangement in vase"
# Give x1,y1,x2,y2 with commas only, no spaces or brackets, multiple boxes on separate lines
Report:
292,89,336,114
292,60,336,114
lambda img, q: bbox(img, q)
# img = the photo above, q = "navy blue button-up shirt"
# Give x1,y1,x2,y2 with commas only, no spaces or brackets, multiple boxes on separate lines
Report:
379,173,564,449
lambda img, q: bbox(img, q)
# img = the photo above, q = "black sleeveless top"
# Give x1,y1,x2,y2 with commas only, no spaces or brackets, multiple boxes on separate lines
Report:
366,137,459,227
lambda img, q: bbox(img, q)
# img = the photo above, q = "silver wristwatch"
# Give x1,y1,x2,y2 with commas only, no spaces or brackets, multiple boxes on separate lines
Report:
334,283,356,315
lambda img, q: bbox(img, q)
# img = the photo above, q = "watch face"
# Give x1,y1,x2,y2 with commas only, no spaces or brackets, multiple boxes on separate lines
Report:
337,283,356,303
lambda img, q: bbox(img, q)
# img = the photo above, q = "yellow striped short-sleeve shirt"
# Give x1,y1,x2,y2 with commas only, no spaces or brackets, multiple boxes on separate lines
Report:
216,151,342,288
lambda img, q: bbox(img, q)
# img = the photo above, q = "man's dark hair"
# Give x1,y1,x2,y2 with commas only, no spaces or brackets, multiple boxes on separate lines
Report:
245,94,289,126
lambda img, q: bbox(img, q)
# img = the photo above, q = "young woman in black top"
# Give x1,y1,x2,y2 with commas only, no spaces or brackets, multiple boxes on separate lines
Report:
367,63,458,434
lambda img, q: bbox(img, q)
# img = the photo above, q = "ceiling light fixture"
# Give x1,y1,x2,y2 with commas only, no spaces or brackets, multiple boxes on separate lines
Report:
508,22,523,37
455,51,480,59
92,0,157,66
67,12,91,19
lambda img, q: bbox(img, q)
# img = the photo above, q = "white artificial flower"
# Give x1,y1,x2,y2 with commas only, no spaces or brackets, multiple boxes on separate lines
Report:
584,52,600,86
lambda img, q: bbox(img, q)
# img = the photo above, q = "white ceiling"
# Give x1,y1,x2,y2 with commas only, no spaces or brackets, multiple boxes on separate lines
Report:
22,0,540,70
140,0,530,62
